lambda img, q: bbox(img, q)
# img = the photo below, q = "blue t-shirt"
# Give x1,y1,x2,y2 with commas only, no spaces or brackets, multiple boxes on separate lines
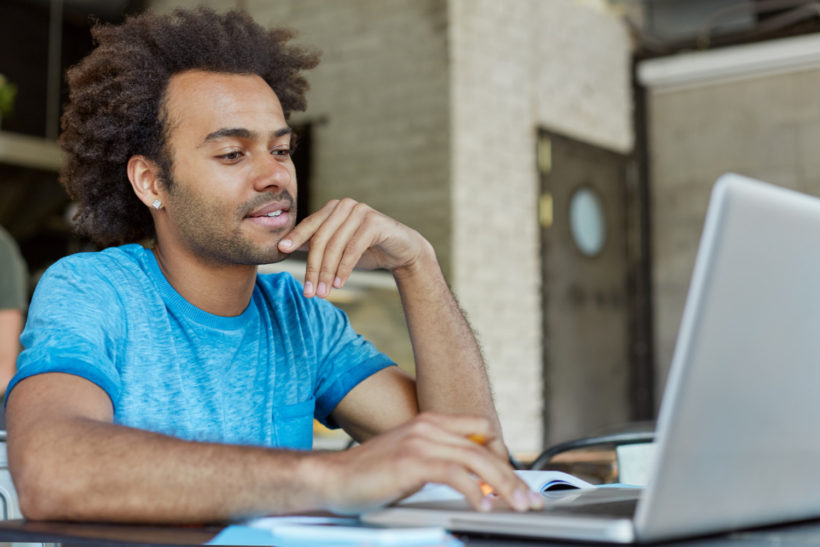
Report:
8,244,393,449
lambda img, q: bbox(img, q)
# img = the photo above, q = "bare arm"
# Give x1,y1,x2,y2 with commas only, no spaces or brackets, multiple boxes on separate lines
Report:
7,373,323,522
393,244,503,442
8,374,537,522
279,200,504,455
0,308,22,395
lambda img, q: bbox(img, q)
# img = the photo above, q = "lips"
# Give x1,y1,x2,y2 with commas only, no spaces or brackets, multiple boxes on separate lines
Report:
248,202,290,218
246,200,292,230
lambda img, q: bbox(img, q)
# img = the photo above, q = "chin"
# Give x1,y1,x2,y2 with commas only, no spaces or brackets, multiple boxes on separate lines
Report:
254,242,292,265
217,246,286,267
260,251,288,265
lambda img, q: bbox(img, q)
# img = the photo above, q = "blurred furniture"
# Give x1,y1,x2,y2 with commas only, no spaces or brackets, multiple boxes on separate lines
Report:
0,430,21,520
531,422,656,485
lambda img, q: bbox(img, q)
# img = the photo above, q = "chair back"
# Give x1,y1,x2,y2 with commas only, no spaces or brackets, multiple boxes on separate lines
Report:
0,431,21,519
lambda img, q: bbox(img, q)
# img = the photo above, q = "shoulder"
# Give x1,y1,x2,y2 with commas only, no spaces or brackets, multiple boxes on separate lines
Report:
36,244,151,303
44,244,147,279
0,227,27,306
0,227,21,259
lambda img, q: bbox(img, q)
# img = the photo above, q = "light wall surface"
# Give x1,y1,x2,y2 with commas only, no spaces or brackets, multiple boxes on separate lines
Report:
640,34,820,402
449,0,633,450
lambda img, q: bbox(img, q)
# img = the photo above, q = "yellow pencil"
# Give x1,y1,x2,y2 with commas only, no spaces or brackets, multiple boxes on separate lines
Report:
467,434,495,496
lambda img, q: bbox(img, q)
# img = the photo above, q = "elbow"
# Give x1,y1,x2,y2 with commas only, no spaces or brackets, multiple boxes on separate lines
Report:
18,488,52,521
12,456,69,520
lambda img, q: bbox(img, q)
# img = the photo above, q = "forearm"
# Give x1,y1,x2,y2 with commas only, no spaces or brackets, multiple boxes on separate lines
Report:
11,411,540,523
392,243,501,431
9,416,329,523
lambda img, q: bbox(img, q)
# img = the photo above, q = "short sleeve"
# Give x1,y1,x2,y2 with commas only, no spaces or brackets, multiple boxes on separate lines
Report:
6,256,125,405
306,295,395,426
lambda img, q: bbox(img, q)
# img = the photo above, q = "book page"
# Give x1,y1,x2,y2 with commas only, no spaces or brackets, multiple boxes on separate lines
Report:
398,469,593,505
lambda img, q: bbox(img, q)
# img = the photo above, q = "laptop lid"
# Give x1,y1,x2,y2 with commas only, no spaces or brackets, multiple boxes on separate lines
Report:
635,173,820,541
364,174,820,543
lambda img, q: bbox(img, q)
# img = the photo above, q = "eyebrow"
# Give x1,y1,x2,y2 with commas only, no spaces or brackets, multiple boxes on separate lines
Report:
199,126,292,147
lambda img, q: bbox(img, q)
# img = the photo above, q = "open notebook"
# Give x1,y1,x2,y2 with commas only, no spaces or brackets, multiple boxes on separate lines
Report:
364,173,820,543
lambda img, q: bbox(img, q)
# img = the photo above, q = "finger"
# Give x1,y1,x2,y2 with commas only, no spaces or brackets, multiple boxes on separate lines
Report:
467,432,513,463
415,464,491,512
383,430,494,511
314,202,371,296
487,438,512,462
301,201,354,297
333,220,382,288
402,416,538,511
278,200,339,256
451,442,537,512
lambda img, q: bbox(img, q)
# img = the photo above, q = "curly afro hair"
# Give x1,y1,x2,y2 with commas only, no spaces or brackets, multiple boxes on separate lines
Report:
59,8,320,246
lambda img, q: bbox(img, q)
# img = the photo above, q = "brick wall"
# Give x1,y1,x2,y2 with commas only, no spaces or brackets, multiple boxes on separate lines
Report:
449,0,633,452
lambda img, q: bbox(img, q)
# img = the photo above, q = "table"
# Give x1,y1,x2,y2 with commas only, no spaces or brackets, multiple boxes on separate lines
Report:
2,517,820,546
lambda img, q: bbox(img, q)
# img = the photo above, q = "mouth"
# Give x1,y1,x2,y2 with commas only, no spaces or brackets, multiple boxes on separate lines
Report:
247,201,290,218
246,201,292,229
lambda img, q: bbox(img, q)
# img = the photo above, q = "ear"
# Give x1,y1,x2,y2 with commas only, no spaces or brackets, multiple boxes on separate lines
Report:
127,155,165,209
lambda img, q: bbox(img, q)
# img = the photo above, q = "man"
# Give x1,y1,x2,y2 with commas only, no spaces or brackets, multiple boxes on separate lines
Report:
0,225,26,397
6,8,542,522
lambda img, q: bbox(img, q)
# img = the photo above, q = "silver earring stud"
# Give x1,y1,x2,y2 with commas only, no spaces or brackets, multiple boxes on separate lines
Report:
152,199,162,210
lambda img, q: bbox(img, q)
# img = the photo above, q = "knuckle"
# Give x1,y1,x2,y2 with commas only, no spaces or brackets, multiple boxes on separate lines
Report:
310,231,329,247
443,463,464,479
320,237,341,256
341,241,364,260
339,197,359,208
463,444,484,461
410,415,436,434
351,201,371,215
399,435,427,458
402,426,434,447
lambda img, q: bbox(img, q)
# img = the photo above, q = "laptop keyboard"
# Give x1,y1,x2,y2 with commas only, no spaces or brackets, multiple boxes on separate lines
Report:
537,487,639,518
401,487,639,519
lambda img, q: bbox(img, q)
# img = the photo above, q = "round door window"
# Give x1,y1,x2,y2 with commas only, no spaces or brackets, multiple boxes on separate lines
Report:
569,187,606,256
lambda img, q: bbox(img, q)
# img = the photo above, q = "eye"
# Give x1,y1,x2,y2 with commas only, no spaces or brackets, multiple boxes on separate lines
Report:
271,147,293,158
216,150,244,162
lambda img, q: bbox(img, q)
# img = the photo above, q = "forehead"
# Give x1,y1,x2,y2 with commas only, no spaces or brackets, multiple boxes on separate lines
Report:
163,70,286,141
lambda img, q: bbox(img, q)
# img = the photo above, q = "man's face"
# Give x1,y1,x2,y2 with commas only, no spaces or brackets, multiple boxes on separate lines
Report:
157,70,297,266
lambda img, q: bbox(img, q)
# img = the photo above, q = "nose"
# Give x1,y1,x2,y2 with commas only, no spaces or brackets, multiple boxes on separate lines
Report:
252,152,295,193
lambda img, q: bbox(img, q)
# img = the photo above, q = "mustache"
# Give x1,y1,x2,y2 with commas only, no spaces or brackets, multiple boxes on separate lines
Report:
239,191,295,218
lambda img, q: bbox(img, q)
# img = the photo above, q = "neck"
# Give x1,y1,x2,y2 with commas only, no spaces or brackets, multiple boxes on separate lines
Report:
152,243,258,317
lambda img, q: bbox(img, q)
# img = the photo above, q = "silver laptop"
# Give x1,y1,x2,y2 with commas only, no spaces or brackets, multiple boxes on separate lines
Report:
363,173,820,543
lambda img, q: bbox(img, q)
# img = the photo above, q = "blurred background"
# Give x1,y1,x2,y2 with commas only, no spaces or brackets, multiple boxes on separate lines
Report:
2,0,818,462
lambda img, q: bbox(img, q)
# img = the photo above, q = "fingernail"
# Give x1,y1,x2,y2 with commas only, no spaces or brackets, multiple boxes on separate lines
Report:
480,497,493,513
303,281,313,296
333,276,343,289
529,490,544,508
279,239,292,250
513,489,529,512
317,282,327,297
